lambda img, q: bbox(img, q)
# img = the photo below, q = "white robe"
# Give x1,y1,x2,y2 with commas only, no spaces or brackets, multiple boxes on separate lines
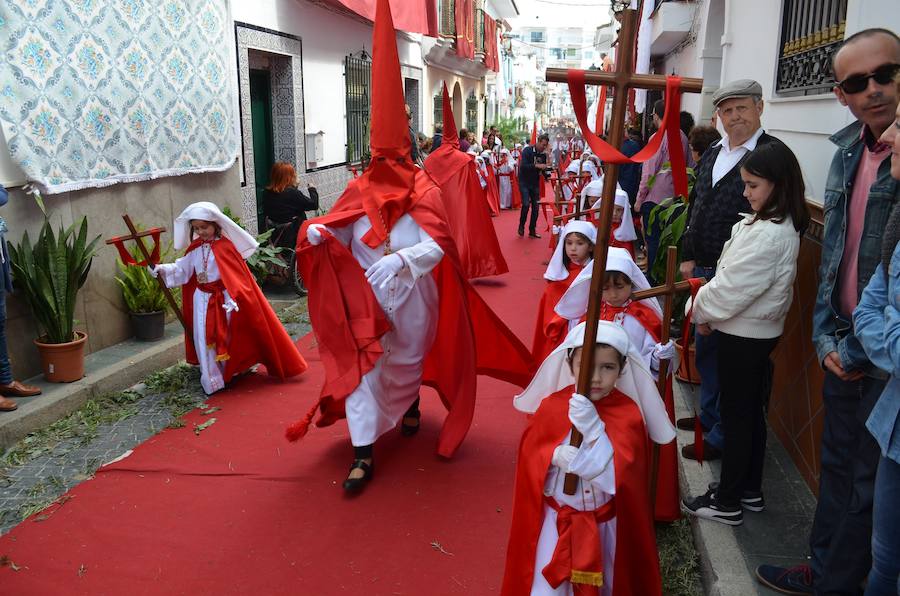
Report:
498,160,515,209
156,248,236,395
326,214,444,446
609,310,658,376
532,429,617,596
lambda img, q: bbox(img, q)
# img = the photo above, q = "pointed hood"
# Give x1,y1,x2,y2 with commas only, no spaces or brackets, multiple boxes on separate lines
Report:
441,83,460,149
357,0,418,248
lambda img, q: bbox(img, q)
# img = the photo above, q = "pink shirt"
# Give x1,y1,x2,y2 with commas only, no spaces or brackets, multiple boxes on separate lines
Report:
839,137,890,316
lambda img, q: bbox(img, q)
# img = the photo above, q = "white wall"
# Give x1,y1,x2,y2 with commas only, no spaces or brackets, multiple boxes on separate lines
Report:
230,0,423,167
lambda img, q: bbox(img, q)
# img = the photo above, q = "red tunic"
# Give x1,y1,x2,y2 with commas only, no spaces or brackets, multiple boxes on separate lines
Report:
290,170,535,457
502,388,662,596
609,223,636,259
531,262,584,363
180,237,308,382
484,166,501,216
424,145,509,279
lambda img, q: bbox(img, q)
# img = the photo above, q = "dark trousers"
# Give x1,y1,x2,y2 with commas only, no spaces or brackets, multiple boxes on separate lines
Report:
716,332,778,507
640,201,659,284
518,183,540,234
810,371,883,595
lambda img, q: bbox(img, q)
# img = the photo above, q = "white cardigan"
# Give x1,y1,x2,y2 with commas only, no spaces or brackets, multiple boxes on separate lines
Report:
692,214,800,339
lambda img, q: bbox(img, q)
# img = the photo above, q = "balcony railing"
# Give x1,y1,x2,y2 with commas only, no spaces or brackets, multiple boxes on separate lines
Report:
439,0,455,38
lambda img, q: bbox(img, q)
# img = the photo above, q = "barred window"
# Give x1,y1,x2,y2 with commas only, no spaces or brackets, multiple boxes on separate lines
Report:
344,51,371,164
475,3,485,54
466,91,478,131
776,0,847,97
439,0,455,38
433,93,443,133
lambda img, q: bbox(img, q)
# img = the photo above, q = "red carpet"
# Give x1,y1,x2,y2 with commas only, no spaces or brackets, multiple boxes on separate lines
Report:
0,211,552,595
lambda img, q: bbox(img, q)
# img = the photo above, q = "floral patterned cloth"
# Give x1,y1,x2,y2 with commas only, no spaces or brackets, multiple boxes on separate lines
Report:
0,0,238,193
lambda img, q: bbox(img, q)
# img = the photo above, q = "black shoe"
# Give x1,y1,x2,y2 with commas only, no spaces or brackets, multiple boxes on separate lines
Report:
528,232,542,239
707,482,766,512
682,488,743,526
342,459,374,493
681,440,722,461
755,564,813,594
676,416,710,432
517,228,524,237
401,411,420,436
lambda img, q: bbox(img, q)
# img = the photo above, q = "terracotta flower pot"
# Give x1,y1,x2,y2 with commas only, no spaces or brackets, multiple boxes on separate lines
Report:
130,311,165,342
675,338,701,385
34,332,88,383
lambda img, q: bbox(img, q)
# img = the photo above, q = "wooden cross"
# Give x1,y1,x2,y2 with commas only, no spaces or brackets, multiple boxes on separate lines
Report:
544,7,703,495
106,214,187,331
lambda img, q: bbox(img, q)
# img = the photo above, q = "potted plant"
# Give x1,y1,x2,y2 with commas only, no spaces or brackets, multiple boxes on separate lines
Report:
115,243,172,341
9,204,100,383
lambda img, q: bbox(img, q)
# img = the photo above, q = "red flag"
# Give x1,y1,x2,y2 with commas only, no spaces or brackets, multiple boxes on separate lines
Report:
326,0,437,36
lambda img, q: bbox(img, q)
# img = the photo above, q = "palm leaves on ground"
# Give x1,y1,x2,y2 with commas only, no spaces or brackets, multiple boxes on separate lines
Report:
115,242,174,314
9,216,101,344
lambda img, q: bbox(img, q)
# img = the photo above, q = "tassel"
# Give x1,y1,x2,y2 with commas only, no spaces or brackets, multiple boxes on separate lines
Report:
570,570,604,587
285,402,319,442
693,413,704,466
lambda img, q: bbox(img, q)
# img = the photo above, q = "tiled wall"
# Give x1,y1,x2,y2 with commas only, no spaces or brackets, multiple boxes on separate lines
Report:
304,165,353,212
767,207,826,493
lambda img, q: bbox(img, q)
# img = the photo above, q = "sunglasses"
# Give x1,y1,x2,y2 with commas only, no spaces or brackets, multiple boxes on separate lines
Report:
836,63,900,94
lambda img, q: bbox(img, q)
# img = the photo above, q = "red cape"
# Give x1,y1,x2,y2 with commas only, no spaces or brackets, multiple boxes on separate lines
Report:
501,388,662,596
600,303,680,522
424,145,509,279
291,170,535,457
484,166,501,216
531,262,584,363
180,238,308,382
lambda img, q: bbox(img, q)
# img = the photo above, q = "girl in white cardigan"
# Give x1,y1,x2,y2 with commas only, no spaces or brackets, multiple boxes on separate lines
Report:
682,139,811,526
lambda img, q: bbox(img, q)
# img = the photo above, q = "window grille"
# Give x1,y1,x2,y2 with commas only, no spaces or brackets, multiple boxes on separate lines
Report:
466,91,478,131
776,0,847,96
344,52,371,164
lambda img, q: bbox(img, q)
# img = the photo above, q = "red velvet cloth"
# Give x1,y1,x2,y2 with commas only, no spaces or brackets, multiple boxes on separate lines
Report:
325,0,437,36
501,388,662,596
532,262,584,363
180,238,308,382
454,0,474,59
291,171,534,457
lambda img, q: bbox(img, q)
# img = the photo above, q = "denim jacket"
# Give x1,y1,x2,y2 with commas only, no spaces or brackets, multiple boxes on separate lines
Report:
853,253,900,463
813,121,899,374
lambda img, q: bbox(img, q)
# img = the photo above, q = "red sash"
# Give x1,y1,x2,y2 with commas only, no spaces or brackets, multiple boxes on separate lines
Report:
541,496,617,594
197,280,229,362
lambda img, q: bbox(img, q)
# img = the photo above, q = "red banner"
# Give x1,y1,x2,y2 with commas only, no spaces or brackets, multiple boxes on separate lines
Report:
455,0,474,59
483,16,500,72
324,0,437,37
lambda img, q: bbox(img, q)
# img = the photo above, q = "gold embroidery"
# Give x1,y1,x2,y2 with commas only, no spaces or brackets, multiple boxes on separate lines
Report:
570,570,604,587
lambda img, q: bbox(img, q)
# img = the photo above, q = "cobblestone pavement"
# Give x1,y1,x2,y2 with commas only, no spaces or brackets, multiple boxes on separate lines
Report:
0,298,310,536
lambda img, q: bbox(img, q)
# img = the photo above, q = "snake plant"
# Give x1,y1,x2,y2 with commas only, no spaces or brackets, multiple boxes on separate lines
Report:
8,215,100,344
115,242,174,314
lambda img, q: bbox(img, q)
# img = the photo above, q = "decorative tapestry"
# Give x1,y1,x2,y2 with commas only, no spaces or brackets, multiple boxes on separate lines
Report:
0,0,238,193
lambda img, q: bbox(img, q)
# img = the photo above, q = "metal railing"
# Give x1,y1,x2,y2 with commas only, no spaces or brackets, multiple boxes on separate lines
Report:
776,0,847,96
344,52,371,164
438,0,455,38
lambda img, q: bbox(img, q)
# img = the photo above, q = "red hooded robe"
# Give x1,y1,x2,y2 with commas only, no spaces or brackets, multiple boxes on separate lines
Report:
424,85,509,279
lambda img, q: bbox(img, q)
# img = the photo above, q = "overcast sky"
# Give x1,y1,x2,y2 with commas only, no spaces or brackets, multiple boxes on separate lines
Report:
507,0,614,30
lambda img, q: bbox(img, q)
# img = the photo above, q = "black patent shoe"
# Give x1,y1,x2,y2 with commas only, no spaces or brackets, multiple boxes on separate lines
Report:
401,411,421,436
342,459,374,493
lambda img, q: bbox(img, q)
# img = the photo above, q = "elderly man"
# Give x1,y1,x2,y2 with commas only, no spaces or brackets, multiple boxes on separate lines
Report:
678,80,778,462
756,28,900,596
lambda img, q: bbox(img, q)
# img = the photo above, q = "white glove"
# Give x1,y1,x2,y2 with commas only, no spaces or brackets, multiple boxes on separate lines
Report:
568,393,605,444
653,340,676,362
222,299,239,314
552,224,561,235
551,444,579,471
147,265,159,278
364,253,405,290
306,223,328,246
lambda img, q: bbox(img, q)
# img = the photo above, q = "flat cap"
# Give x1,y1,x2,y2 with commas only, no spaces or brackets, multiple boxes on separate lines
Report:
712,79,763,106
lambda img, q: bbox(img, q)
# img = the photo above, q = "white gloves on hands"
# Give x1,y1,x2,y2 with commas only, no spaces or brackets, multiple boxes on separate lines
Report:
568,393,605,444
222,299,239,314
552,224,561,236
551,444,579,471
365,253,405,289
651,339,678,371
306,223,328,246
147,265,159,278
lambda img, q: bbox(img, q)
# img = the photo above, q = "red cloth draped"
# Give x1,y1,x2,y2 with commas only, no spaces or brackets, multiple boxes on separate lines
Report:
424,144,509,279
484,166,501,216
325,0,437,36
532,262,584,362
568,72,689,199
501,388,662,596
595,86,607,136
110,229,162,266
483,16,500,72
179,238,308,383
197,280,229,362
454,0,474,59
541,497,616,593
290,171,534,457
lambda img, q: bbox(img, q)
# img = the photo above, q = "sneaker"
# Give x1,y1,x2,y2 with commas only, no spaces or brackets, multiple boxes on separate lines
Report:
707,482,766,512
682,488,743,526
755,564,813,594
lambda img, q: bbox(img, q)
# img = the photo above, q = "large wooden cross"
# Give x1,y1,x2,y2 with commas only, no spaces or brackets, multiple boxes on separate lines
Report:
544,7,703,495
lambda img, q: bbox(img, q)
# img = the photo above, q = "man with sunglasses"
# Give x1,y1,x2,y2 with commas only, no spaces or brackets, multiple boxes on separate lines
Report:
757,28,900,596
